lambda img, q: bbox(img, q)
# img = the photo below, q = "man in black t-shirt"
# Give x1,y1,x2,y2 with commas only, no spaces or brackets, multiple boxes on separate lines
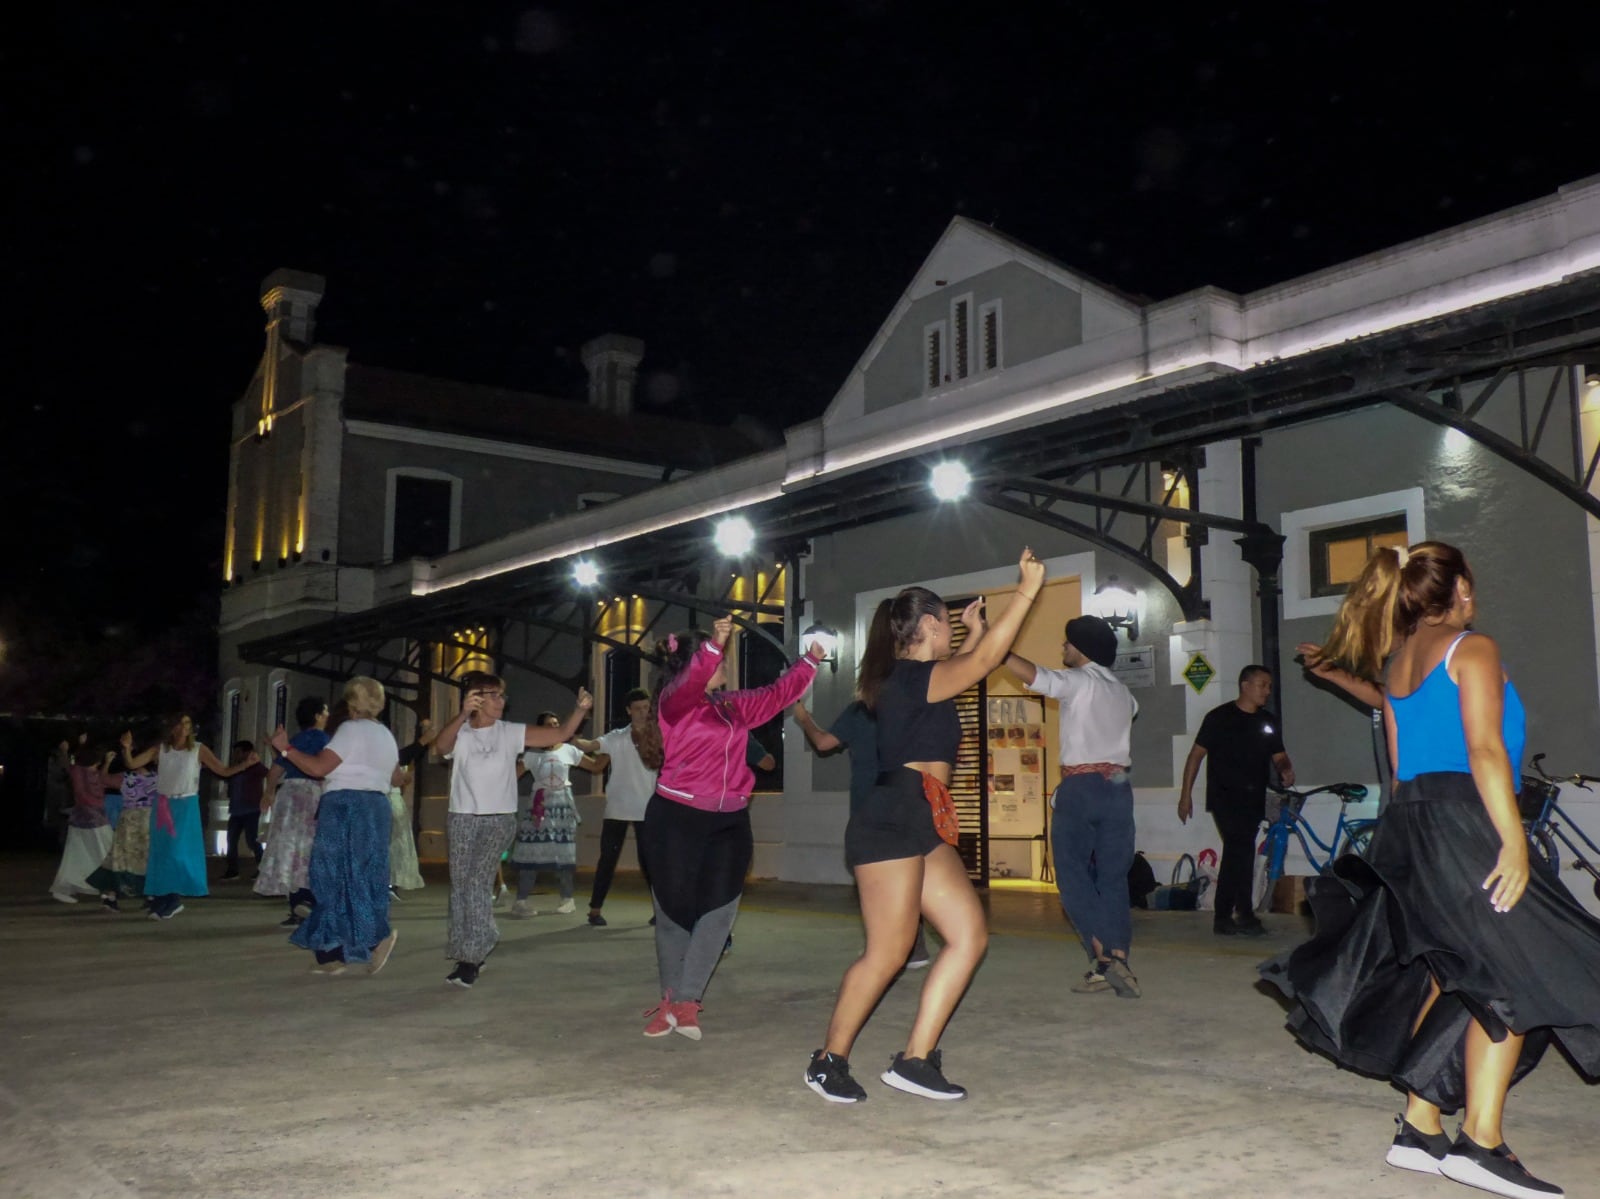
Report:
1178,666,1295,936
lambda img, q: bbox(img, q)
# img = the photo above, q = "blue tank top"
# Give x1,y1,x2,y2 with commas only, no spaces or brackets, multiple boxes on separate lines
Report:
1391,633,1526,783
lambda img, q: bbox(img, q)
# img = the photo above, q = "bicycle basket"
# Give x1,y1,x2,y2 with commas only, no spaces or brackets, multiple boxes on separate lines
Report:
1517,777,1558,822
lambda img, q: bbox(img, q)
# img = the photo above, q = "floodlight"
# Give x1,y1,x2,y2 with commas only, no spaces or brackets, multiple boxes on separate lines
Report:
929,461,972,501
572,560,600,588
714,515,756,557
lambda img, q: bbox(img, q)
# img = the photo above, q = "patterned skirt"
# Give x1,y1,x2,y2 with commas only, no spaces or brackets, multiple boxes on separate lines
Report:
144,795,209,897
511,785,579,867
290,789,391,963
254,779,319,897
87,806,150,896
388,788,424,890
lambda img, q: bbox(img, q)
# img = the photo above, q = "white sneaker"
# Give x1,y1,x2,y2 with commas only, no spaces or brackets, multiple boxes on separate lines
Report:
555,898,576,914
511,898,535,918
50,890,78,904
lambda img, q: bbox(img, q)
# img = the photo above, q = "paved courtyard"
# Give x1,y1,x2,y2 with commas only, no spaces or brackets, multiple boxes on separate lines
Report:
2,855,1595,1199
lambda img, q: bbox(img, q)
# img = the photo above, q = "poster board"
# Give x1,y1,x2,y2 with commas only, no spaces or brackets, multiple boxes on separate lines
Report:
986,695,1046,836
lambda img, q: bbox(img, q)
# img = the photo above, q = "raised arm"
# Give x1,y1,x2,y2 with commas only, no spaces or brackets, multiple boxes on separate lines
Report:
926,548,1045,704
524,689,594,748
659,632,731,722
119,730,159,770
199,743,259,778
572,750,608,775
571,735,603,754
1004,653,1039,687
954,598,987,656
1297,642,1385,710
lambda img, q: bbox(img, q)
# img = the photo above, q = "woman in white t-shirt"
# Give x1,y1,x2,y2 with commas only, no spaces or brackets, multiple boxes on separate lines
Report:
432,670,593,989
511,712,607,916
573,687,662,926
270,677,401,977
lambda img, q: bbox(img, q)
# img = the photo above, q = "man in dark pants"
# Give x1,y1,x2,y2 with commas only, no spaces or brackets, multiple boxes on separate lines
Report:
1178,666,1295,936
223,740,269,880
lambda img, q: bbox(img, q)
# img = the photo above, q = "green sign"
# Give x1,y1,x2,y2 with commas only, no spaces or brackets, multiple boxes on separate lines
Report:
1183,653,1216,695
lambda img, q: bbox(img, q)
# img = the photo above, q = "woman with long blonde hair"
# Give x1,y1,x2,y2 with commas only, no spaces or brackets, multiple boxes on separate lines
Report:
1265,542,1600,1199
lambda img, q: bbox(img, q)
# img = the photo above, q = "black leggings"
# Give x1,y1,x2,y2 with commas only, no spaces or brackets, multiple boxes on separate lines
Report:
638,794,751,1002
588,818,649,909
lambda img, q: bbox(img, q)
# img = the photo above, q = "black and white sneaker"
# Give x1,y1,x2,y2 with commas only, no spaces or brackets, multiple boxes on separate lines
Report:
1439,1133,1563,1198
291,900,313,919
159,903,185,921
100,895,120,913
881,1050,967,1100
805,1050,868,1103
445,962,479,989
1385,1114,1452,1175
279,914,302,929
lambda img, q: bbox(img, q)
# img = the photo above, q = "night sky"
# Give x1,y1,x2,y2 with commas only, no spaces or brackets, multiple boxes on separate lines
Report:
8,2,1600,706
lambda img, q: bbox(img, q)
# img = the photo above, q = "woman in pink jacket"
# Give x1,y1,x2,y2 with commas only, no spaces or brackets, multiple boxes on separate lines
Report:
641,615,826,1040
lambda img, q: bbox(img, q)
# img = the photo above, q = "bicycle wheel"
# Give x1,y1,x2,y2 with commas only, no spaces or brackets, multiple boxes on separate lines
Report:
1251,840,1278,913
1526,825,1560,876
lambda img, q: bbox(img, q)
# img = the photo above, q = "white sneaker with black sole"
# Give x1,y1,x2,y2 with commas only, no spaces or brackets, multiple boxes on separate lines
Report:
881,1050,966,1100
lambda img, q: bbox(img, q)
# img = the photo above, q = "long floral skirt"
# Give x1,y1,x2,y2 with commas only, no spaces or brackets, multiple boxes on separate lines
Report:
289,789,391,963
388,788,424,890
87,806,149,896
255,779,320,898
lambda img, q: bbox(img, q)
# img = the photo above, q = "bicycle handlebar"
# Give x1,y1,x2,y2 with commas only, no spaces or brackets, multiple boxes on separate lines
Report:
1528,753,1599,790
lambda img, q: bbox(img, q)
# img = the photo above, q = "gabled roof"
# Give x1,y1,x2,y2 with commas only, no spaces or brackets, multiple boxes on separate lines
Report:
341,364,760,473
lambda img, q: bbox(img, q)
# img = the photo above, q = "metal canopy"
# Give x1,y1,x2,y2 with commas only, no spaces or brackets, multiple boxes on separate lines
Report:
238,271,1600,691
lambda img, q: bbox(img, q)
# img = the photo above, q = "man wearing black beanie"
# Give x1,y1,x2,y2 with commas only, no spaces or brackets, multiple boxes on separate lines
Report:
1006,615,1140,998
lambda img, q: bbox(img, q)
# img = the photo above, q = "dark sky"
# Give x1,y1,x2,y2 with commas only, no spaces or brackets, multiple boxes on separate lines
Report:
9,2,1600,662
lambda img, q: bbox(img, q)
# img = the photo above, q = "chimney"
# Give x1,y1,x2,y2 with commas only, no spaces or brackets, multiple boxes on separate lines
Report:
260,268,326,345
580,333,645,416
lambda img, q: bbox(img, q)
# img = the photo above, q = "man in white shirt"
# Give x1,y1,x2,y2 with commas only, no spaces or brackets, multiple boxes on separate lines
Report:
1006,615,1141,999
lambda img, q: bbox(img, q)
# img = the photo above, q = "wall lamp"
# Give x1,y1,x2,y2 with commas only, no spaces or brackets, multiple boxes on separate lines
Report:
800,623,840,673
1091,574,1141,642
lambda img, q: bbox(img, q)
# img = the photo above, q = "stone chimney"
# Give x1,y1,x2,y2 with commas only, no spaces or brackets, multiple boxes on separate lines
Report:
259,268,326,345
580,333,645,416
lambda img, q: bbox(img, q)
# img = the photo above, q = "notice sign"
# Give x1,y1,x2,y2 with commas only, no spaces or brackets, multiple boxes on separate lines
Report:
1114,645,1156,690
1183,652,1216,694
985,696,1046,837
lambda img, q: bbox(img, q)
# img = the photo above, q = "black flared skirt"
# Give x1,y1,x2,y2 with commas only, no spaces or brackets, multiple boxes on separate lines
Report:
1259,771,1600,1111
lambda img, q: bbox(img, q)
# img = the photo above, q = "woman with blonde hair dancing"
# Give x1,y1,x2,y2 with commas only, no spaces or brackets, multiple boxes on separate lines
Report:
1266,542,1600,1199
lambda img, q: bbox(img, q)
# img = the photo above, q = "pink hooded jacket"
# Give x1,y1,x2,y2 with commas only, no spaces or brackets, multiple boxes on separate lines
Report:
655,639,817,811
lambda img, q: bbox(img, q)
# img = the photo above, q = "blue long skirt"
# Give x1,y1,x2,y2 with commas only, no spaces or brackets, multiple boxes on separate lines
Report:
290,789,391,964
144,794,209,896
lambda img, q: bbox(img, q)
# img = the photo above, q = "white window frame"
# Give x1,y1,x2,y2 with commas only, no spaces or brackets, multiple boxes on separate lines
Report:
979,298,1003,373
950,292,974,382
383,467,463,564
923,319,949,393
1281,487,1425,620
222,679,242,751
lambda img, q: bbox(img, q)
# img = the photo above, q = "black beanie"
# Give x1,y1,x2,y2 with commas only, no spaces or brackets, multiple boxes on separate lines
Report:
1066,615,1119,669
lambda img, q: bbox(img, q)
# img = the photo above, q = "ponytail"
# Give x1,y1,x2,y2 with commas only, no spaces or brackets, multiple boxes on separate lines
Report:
1316,540,1472,680
857,598,897,710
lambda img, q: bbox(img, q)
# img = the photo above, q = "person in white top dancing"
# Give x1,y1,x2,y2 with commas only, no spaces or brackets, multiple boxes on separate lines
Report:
1006,615,1141,998
431,671,593,989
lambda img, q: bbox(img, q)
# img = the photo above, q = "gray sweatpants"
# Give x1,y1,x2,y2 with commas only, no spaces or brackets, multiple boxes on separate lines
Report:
446,811,515,964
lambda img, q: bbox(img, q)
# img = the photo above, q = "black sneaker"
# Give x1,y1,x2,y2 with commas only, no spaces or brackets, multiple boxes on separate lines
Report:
279,914,302,929
881,1050,966,1100
1385,1114,1452,1175
587,911,607,926
805,1050,868,1104
159,903,185,920
1234,917,1268,938
100,895,120,913
1439,1133,1563,1198
1213,918,1239,936
446,962,479,989
220,871,240,881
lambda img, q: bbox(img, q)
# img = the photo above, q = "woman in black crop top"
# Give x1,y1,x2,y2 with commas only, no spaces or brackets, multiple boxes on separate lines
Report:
804,548,1045,1104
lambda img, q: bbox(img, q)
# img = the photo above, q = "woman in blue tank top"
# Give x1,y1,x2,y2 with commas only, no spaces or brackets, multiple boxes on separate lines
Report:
1264,541,1600,1199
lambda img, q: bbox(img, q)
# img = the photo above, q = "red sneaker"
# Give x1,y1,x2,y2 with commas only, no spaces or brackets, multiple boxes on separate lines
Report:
643,995,676,1038
671,999,703,1040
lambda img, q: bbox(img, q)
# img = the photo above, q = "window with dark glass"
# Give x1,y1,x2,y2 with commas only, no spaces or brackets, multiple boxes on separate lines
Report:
392,476,453,561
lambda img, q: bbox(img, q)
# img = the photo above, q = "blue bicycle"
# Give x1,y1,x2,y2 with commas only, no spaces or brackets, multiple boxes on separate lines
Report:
1522,754,1600,902
1251,782,1375,912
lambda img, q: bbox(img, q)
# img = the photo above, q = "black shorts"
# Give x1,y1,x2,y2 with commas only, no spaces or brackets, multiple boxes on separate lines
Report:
844,767,945,869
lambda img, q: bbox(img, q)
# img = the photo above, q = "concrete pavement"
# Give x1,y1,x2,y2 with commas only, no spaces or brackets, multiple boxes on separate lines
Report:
1,855,1595,1199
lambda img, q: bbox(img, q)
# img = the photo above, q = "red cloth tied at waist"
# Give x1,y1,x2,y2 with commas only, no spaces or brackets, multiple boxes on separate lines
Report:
920,772,961,847
154,793,176,836
1059,762,1130,780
